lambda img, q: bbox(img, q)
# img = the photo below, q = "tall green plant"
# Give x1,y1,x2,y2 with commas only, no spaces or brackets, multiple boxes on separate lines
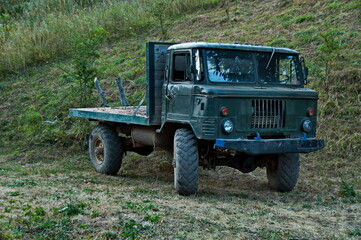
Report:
150,0,168,39
316,27,345,95
67,26,108,105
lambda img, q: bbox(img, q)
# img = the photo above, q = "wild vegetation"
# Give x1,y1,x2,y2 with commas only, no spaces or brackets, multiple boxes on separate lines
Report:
0,0,360,239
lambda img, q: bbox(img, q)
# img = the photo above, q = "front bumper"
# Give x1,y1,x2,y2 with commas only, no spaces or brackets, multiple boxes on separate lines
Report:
215,138,325,155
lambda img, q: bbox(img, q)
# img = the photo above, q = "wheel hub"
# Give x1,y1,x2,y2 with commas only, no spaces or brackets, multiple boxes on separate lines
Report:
94,137,105,164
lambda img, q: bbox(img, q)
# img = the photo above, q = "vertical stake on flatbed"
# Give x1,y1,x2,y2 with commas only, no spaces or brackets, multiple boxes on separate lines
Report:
94,78,109,107
133,94,146,115
116,77,130,106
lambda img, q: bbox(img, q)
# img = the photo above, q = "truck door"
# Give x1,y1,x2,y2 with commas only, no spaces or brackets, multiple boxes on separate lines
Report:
164,50,193,121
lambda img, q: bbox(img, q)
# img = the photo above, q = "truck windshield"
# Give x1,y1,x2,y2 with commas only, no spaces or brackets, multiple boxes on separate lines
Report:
257,52,301,85
205,49,301,85
206,49,255,83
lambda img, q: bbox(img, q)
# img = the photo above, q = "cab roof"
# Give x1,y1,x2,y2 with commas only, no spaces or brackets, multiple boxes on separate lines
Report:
168,42,299,54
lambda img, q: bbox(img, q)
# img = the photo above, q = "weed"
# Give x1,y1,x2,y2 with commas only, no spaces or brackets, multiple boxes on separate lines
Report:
83,187,103,193
59,202,85,216
90,211,100,217
141,204,158,212
4,206,12,213
294,15,315,24
78,224,89,229
123,201,138,211
339,180,356,198
102,231,118,239
278,16,292,23
121,219,151,240
144,213,161,223
314,195,325,206
348,227,361,237
0,13,16,34
7,191,20,196
302,203,312,209
22,204,32,211
122,201,158,213
34,207,46,216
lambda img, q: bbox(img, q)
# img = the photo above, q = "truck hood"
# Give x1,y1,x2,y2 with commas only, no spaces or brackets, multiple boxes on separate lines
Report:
193,85,318,99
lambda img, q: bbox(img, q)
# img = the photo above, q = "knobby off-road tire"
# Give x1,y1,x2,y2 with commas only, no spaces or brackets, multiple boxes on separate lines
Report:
173,128,199,196
266,153,300,192
89,124,123,175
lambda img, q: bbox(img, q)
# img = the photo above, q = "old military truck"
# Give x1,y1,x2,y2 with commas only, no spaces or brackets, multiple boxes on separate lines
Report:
70,42,325,196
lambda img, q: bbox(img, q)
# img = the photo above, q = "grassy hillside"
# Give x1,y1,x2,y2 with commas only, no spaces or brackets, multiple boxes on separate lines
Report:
0,0,360,239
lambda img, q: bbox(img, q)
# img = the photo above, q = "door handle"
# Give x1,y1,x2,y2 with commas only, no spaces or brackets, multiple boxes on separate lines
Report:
165,93,174,101
166,86,174,101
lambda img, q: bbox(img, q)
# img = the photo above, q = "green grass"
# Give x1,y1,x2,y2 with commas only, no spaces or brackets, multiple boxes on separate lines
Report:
294,14,316,24
0,0,220,75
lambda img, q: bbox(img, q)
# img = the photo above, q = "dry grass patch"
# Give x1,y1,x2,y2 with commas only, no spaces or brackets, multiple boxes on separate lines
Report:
0,150,360,239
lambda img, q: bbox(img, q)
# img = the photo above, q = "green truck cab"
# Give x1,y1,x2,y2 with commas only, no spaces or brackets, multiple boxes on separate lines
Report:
70,42,325,195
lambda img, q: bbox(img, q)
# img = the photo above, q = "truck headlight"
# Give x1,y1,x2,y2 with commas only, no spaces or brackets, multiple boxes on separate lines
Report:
302,120,312,133
222,119,234,134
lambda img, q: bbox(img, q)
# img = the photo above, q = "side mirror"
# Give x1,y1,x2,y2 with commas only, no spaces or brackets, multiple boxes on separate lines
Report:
300,56,308,85
304,66,308,85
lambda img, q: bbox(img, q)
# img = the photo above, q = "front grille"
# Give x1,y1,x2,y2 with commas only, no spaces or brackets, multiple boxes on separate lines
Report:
202,118,216,138
251,99,285,128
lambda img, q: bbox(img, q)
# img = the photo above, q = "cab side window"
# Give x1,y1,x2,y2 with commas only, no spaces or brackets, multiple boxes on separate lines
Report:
173,53,191,81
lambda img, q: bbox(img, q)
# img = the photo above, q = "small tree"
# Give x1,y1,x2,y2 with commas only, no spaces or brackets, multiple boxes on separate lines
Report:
150,0,168,39
316,27,344,96
68,26,108,105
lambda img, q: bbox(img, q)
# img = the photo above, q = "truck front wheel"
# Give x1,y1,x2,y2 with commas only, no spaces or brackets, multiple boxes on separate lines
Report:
89,124,123,175
266,153,300,192
173,128,199,196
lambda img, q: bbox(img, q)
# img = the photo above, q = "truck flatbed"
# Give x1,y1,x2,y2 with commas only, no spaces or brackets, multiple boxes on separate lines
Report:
69,42,173,126
69,106,149,125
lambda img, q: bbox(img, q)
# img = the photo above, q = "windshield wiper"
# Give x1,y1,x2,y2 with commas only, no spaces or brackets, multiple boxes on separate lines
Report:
266,48,275,69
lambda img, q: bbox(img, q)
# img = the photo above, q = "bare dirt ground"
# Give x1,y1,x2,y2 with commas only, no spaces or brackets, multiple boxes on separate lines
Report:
0,149,360,239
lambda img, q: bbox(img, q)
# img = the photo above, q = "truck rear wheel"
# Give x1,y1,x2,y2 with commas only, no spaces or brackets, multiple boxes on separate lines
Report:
266,153,300,192
173,128,199,196
89,124,123,175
